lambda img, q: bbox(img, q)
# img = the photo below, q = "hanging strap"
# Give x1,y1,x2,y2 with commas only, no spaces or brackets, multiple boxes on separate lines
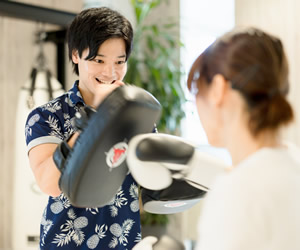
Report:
46,69,53,101
26,68,56,109
27,67,38,109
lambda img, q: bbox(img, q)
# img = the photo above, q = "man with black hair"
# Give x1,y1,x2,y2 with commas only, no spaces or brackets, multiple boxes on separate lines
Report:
25,7,141,249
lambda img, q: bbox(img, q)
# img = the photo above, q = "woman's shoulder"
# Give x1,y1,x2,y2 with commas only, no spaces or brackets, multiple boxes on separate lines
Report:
222,144,300,196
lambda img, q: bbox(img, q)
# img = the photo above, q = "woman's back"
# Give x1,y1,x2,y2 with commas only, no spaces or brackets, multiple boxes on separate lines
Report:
196,144,300,250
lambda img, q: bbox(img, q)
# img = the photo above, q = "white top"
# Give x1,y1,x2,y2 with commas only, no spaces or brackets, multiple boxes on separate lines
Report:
196,144,300,250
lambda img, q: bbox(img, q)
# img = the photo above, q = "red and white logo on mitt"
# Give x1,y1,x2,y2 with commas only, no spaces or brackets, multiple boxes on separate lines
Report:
106,142,128,169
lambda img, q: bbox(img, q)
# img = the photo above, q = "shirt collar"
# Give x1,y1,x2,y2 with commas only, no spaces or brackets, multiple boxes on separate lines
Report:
69,80,85,106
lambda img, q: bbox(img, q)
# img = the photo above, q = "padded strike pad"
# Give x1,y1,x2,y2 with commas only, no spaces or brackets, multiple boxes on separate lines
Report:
60,85,161,207
141,179,206,214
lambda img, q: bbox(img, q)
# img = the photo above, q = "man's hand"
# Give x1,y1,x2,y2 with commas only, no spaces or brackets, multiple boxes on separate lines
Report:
92,80,125,108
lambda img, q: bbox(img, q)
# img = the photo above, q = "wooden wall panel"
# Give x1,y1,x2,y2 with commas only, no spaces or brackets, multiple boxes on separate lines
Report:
0,1,82,249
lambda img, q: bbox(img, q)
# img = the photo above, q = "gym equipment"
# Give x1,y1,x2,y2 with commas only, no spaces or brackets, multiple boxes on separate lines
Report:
55,85,161,207
13,67,64,250
127,133,229,214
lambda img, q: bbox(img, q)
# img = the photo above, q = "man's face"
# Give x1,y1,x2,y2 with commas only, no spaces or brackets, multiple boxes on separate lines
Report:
72,38,127,103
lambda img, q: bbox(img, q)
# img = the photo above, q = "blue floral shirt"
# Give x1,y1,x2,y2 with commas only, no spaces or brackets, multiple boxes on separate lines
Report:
25,81,141,249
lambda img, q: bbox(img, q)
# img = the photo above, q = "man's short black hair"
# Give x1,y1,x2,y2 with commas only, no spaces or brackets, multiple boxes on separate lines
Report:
67,7,134,75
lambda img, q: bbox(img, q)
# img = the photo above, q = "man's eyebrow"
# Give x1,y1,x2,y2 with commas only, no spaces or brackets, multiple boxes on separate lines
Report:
96,54,126,58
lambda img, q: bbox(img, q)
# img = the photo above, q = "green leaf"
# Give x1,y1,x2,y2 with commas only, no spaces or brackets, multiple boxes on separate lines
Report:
151,24,159,36
127,0,186,135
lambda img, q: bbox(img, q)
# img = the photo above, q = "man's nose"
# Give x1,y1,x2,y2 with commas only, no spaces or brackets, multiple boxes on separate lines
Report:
102,63,116,78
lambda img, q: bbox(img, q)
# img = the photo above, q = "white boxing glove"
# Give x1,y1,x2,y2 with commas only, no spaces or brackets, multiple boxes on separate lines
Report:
127,133,228,192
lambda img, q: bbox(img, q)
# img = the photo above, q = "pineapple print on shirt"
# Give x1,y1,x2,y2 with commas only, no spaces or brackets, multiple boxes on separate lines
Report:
25,82,141,249
109,219,135,248
52,208,88,247
86,224,108,249
129,184,139,213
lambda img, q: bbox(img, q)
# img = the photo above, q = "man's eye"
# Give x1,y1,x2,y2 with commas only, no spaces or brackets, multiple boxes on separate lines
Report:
117,61,125,65
94,59,103,63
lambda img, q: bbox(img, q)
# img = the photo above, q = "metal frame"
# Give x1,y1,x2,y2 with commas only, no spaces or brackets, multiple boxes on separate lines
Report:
0,0,78,88
42,29,69,89
0,0,76,27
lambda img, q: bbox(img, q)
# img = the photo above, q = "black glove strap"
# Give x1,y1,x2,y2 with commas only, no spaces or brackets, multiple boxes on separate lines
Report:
53,139,72,173
74,105,96,131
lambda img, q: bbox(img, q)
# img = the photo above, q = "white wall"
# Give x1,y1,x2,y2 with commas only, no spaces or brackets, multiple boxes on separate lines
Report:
179,0,300,245
179,0,234,242
235,0,300,146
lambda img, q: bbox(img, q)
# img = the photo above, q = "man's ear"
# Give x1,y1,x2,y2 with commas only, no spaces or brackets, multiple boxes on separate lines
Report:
209,74,229,106
71,50,79,64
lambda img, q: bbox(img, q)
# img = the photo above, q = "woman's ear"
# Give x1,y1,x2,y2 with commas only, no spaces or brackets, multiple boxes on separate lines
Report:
71,50,79,64
209,74,229,106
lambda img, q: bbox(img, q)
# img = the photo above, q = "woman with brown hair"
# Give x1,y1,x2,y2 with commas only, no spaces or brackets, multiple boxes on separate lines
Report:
132,27,300,250
188,27,300,250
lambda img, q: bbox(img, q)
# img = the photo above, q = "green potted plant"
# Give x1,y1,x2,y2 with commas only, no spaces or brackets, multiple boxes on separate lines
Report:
125,0,186,235
125,0,185,135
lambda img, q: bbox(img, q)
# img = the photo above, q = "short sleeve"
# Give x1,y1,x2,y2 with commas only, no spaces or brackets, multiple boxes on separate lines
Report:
25,105,64,152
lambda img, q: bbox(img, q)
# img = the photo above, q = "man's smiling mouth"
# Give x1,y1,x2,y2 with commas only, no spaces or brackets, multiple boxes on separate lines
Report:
96,78,116,84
